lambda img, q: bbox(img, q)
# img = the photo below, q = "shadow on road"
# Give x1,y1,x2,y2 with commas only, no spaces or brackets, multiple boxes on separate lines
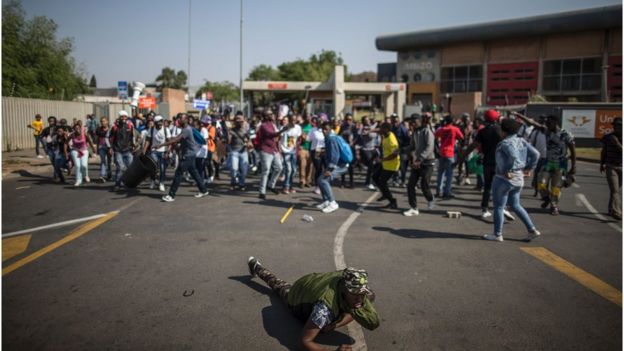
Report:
372,226,528,242
228,275,353,350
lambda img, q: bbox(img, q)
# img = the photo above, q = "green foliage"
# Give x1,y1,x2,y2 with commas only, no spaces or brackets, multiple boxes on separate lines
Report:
155,67,188,91
2,0,87,100
89,74,97,88
195,81,240,102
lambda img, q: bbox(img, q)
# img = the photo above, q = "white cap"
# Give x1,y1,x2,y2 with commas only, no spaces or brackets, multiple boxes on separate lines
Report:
118,110,128,117
154,115,163,122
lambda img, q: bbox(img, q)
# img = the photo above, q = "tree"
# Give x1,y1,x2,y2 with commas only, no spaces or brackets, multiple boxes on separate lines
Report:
89,74,97,88
247,64,280,81
195,81,239,102
155,67,187,91
2,0,87,100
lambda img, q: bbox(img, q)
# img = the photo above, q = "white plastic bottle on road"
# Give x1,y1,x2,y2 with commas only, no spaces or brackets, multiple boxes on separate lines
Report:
302,214,314,222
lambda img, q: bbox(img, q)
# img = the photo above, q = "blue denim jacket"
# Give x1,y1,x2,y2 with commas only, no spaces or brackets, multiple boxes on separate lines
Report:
324,134,348,170
495,135,539,186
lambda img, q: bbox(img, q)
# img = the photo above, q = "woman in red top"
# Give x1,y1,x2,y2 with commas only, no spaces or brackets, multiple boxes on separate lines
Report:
69,123,96,187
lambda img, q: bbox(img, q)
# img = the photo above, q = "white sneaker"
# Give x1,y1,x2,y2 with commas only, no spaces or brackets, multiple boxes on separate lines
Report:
503,209,515,221
208,176,214,184
316,201,330,209
367,184,376,191
314,187,321,195
322,201,339,213
524,229,541,241
159,183,165,192
150,180,156,190
483,234,503,242
162,195,175,202
74,181,82,187
403,208,419,217
84,176,90,183
464,178,471,185
37,155,44,159
427,201,436,211
481,210,492,219
194,191,210,198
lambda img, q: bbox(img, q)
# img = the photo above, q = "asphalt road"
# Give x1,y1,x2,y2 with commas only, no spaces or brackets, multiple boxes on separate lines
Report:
2,159,621,350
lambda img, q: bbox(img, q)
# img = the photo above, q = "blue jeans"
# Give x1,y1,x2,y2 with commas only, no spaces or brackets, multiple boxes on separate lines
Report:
168,155,207,197
114,151,134,186
149,151,167,184
34,135,42,156
195,157,207,183
70,150,89,184
53,152,66,182
229,150,249,186
317,166,349,202
492,176,536,236
259,151,283,194
98,147,112,178
282,153,296,189
436,156,455,196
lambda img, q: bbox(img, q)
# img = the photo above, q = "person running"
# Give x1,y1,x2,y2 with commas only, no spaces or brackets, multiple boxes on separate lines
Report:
600,117,622,220
316,122,350,213
227,113,251,191
298,114,314,188
373,122,400,210
514,112,576,215
27,114,45,158
258,109,290,200
154,113,210,202
109,110,135,191
358,116,379,190
483,118,541,242
40,116,61,179
434,115,464,198
247,257,379,351
280,114,302,194
144,115,170,192
403,114,436,216
69,123,96,187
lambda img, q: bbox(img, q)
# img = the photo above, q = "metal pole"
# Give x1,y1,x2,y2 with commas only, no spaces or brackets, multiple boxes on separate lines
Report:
188,0,192,99
239,0,244,114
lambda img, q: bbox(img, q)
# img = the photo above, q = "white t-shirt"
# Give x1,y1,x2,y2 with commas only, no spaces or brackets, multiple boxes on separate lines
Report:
196,127,209,158
280,124,302,154
150,127,171,152
310,128,325,151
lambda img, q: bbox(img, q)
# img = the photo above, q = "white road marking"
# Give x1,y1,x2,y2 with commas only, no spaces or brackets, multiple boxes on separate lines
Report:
2,213,119,238
571,183,580,188
575,193,621,232
333,192,378,351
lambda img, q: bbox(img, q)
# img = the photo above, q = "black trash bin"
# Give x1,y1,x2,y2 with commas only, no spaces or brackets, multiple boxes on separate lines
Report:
121,154,157,188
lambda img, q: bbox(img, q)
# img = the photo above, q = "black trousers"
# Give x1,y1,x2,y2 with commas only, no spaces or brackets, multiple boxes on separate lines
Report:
481,165,496,210
407,164,434,209
373,167,397,202
360,149,377,185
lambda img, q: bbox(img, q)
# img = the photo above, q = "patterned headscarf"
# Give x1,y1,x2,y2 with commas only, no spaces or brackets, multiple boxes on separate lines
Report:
342,267,372,295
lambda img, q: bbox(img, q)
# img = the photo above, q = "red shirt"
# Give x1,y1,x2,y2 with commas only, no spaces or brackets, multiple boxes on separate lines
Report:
435,125,464,158
259,121,279,154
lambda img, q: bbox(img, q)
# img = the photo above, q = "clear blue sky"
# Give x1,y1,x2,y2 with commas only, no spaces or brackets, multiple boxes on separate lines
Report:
21,0,621,88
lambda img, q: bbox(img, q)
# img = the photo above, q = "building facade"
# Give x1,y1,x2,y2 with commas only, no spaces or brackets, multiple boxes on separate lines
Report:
376,5,622,112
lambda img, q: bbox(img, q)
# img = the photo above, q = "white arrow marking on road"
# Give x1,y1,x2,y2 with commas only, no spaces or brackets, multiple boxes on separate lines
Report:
334,192,378,351
575,193,621,232
2,212,118,238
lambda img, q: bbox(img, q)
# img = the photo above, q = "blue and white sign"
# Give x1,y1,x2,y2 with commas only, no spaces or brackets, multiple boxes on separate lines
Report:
117,81,128,100
193,99,211,110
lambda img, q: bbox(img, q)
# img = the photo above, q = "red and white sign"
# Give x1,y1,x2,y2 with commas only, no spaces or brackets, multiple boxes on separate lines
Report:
206,91,214,100
268,83,288,90
595,109,622,139
384,84,404,92
138,97,157,110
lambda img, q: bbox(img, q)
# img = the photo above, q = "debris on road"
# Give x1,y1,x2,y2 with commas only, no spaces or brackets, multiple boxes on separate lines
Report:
301,214,314,222
182,290,194,297
446,211,462,219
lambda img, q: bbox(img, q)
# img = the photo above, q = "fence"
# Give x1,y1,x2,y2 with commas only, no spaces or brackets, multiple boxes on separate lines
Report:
2,97,93,151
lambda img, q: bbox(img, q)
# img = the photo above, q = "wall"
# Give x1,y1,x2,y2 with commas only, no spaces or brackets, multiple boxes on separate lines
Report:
544,30,604,59
488,37,540,62
441,42,484,65
450,92,482,115
161,88,186,116
2,97,93,151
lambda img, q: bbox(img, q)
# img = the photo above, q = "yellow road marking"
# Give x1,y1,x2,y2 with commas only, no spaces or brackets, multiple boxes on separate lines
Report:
2,211,118,276
280,205,295,224
2,235,32,261
521,247,622,307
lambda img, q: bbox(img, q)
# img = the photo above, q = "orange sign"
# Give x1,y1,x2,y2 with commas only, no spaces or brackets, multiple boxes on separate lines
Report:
268,83,288,90
595,109,622,139
138,97,157,110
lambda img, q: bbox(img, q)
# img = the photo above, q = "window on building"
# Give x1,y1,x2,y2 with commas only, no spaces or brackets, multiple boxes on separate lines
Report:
441,65,483,93
542,57,602,93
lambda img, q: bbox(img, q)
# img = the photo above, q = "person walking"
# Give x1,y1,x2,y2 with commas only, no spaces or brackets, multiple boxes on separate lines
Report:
227,113,251,191
280,114,302,194
154,114,210,202
309,116,326,194
600,117,622,220
403,114,436,216
69,123,96,187
390,113,410,187
435,115,464,198
339,113,357,188
298,114,314,188
358,116,380,190
483,118,541,242
257,109,290,200
109,110,135,191
143,115,171,192
316,122,350,213
27,114,45,158
95,117,113,182
373,122,400,210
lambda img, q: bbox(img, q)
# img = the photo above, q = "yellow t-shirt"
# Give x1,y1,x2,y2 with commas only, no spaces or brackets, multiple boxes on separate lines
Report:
382,132,400,171
31,120,43,136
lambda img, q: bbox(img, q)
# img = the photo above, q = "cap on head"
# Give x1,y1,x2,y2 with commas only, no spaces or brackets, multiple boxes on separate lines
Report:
200,116,212,124
118,110,128,117
342,267,372,295
484,109,500,123
410,113,422,121
154,115,164,122
390,113,398,119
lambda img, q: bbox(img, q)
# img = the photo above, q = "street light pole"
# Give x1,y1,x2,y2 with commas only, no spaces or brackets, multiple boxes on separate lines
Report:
188,0,192,100
240,0,244,115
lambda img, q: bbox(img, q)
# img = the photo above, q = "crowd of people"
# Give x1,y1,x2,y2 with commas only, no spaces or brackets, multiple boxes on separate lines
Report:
29,105,621,232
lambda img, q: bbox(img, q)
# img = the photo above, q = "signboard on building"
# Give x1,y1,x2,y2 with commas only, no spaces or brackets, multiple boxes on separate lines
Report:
268,83,288,90
117,81,128,100
138,97,156,110
562,110,596,138
193,99,210,110
396,50,440,83
595,109,622,139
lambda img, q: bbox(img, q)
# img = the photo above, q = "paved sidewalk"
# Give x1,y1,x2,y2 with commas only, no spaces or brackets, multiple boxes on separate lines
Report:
2,148,53,179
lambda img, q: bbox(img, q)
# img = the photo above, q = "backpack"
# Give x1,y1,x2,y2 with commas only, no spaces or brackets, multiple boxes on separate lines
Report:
331,135,353,163
193,128,207,145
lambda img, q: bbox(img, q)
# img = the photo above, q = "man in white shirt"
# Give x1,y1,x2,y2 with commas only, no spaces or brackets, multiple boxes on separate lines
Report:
144,115,171,192
280,114,302,193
